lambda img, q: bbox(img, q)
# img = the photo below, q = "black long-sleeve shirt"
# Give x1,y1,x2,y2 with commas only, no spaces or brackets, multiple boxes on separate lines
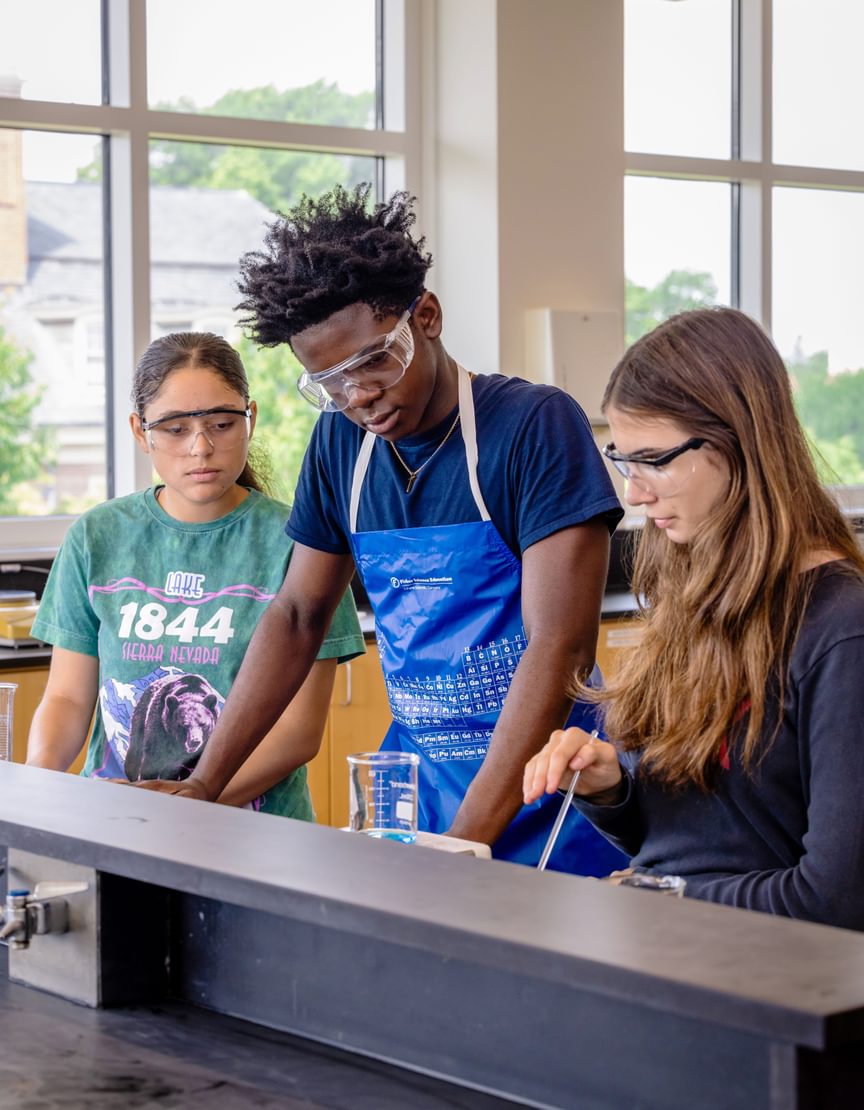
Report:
575,560,864,930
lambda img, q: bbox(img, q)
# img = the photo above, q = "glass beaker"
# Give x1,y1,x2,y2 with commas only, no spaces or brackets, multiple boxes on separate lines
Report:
0,682,17,762
347,751,419,844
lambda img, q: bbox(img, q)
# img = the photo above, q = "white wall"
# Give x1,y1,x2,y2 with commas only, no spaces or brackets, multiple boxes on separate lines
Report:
429,0,624,384
430,0,501,374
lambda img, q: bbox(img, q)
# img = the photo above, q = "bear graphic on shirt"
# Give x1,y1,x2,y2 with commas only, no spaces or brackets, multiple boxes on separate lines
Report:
125,672,224,781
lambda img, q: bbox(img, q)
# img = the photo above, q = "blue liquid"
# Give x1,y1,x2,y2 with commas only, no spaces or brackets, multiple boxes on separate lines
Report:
362,829,416,844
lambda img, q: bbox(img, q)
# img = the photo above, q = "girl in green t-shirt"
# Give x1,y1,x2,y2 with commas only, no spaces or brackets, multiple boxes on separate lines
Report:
28,332,364,818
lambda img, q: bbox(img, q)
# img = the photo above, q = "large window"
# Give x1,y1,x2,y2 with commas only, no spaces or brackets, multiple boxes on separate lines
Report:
624,0,864,491
0,0,415,544
146,0,377,127
0,128,107,515
625,0,731,159
624,176,731,346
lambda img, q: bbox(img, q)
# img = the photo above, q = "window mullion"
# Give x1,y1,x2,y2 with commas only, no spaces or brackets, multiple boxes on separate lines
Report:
105,0,152,497
735,0,770,329
759,0,773,335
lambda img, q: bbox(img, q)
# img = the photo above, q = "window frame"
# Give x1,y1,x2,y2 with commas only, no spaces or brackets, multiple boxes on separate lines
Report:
0,0,421,555
624,0,864,509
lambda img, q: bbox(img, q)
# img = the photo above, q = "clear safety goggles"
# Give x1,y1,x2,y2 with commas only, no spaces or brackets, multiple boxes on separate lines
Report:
141,407,252,456
296,302,418,413
603,437,707,496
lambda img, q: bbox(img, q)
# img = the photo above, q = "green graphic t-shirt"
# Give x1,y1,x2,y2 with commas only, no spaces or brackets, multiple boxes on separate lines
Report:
32,488,365,818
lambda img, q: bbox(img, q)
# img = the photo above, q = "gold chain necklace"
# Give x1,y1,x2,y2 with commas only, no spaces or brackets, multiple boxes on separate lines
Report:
389,411,461,494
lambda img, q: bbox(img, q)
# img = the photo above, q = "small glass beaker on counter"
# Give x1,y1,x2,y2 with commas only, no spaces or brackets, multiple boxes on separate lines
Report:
347,751,419,843
0,682,17,761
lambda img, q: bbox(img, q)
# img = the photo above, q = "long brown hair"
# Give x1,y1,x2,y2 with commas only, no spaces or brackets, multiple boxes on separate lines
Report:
132,332,272,494
583,307,864,788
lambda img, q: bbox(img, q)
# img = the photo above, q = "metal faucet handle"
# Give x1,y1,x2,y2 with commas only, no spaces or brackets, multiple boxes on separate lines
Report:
0,880,90,949
0,890,31,947
0,918,21,940
31,880,89,902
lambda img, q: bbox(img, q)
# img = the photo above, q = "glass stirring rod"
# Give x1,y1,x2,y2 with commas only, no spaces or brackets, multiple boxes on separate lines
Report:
536,728,599,871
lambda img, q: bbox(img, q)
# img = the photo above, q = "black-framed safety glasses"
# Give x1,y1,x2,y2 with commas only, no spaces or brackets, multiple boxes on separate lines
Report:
603,437,708,496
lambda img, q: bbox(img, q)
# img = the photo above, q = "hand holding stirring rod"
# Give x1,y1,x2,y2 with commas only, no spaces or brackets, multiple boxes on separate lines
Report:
526,727,623,871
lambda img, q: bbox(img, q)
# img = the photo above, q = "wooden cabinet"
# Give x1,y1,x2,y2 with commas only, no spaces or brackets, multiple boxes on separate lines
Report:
2,663,86,773
307,644,393,828
596,617,642,679
3,666,49,764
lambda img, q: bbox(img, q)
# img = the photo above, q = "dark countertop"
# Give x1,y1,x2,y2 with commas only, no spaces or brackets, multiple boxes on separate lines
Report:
3,762,864,1107
0,645,51,670
600,589,640,618
3,762,864,1044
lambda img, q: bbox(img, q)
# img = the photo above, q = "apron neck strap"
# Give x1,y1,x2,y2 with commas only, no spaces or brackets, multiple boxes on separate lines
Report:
350,429,376,532
350,365,491,532
457,364,491,522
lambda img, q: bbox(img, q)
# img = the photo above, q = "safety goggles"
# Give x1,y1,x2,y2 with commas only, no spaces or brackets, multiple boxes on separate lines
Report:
603,437,708,496
296,301,418,413
141,407,252,456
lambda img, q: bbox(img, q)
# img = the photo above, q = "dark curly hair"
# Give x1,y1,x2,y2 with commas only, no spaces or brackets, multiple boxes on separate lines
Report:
235,184,433,347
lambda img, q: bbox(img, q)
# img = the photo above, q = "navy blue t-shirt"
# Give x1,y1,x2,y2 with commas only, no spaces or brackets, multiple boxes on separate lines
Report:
287,372,623,556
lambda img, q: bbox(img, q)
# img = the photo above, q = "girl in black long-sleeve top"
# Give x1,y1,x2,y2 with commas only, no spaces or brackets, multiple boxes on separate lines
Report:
524,306,864,930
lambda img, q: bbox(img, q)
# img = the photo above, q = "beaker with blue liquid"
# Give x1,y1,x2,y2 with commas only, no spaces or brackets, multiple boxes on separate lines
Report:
347,751,419,843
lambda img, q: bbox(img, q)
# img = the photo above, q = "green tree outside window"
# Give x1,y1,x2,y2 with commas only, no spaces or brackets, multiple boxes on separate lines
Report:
625,271,864,486
236,337,319,504
75,81,373,502
0,324,54,514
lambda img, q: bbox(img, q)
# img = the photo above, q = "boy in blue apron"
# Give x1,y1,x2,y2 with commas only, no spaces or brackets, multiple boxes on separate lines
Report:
142,185,627,875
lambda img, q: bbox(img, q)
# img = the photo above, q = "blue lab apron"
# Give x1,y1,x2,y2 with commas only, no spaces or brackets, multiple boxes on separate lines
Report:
349,366,627,874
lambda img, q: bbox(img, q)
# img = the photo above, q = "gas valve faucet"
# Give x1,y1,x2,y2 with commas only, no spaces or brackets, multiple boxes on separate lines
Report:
0,880,89,950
